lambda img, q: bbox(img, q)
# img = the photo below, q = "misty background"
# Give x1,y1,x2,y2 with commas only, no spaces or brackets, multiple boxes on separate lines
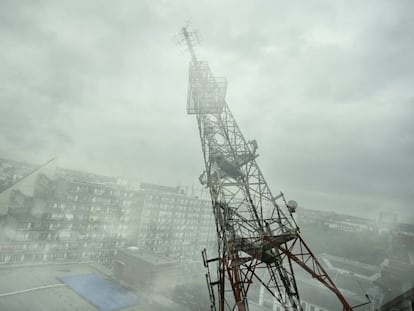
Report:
1,0,413,222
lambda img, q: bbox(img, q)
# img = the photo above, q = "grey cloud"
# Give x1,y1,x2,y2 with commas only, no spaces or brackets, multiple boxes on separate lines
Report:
0,0,412,222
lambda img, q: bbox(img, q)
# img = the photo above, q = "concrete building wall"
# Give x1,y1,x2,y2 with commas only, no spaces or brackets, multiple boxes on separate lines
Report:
114,247,180,294
136,183,216,262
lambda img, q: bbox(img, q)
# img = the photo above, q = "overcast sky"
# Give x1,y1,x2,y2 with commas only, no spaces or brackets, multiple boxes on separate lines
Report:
1,0,413,222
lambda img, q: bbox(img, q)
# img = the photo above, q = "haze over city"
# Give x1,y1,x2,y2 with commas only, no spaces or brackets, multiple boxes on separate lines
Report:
1,2,413,221
1,1,414,311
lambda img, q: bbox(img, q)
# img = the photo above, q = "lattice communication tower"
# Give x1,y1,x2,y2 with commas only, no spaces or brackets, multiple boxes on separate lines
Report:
180,26,353,311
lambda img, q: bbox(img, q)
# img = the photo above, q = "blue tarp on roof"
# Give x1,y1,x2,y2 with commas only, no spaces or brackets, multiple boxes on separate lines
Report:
58,273,140,311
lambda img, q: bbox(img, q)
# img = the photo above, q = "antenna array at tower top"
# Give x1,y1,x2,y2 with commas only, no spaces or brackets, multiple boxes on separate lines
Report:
179,26,200,62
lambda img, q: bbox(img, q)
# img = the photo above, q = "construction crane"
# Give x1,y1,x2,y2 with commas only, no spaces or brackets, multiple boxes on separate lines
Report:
180,26,353,311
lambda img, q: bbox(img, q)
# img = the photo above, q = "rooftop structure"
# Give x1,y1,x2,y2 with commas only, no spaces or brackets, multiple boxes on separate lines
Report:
114,247,180,295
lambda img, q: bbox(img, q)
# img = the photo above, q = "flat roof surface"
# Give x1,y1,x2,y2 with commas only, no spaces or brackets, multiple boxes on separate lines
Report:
0,263,99,311
0,263,172,311
59,273,140,311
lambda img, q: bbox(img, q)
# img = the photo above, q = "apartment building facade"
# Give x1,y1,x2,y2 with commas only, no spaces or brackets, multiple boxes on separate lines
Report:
136,182,216,262
0,164,216,270
1,172,134,267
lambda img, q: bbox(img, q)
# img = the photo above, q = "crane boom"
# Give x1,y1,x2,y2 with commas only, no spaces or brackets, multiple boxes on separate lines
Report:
181,26,352,311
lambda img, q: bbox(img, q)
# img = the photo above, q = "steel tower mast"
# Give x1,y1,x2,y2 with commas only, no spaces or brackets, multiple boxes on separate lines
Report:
180,26,352,311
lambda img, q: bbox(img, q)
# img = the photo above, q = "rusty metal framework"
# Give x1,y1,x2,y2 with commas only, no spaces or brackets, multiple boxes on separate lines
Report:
181,26,353,311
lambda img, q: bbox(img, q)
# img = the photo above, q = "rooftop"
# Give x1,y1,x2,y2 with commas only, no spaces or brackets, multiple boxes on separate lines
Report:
0,262,170,311
139,183,180,194
120,247,178,266
320,253,380,278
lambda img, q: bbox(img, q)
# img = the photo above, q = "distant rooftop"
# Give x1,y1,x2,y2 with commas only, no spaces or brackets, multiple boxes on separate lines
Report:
55,167,118,185
297,207,375,224
320,253,380,278
396,223,414,234
139,183,180,194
